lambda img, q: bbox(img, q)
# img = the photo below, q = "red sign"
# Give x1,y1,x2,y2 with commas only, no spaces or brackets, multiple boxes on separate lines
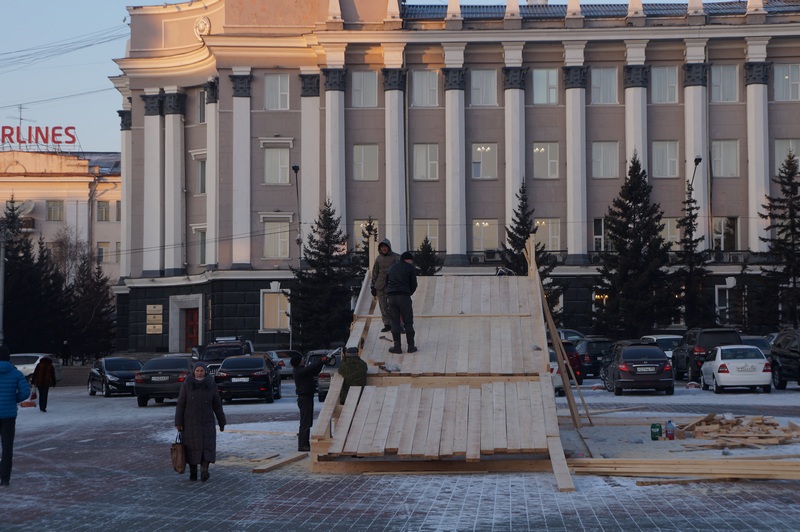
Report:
1,125,77,145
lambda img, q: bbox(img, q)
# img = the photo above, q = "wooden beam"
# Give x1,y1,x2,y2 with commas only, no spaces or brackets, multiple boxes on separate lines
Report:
252,452,308,473
310,373,344,440
326,386,362,456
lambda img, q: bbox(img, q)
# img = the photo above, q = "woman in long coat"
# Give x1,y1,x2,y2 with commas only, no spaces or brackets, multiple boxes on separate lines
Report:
31,357,57,412
175,362,226,482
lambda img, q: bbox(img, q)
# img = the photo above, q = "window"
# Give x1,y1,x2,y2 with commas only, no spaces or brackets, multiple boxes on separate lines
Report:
116,200,121,222
46,200,64,222
470,70,497,106
261,289,290,331
471,143,497,179
662,218,680,250
592,142,618,178
264,148,290,184
711,65,738,103
411,70,438,107
197,89,206,123
775,139,800,170
197,230,206,265
534,218,561,251
651,141,679,178
712,140,739,178
353,220,379,251
263,219,290,258
472,219,499,251
413,219,439,250
593,218,613,252
97,201,110,222
532,68,558,105
533,142,559,179
197,160,207,194
774,64,800,101
716,286,731,325
353,145,379,181
413,144,439,181
265,73,290,110
651,66,678,104
591,67,617,104
97,242,110,263
352,71,378,108
712,217,737,251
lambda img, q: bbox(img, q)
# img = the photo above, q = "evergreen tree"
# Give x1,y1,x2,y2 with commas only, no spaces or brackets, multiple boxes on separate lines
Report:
353,217,378,274
72,256,116,359
287,199,360,350
414,236,442,276
34,237,73,352
593,154,676,337
760,150,800,328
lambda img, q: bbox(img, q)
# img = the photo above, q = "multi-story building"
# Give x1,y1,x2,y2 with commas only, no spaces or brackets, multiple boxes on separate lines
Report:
114,0,800,352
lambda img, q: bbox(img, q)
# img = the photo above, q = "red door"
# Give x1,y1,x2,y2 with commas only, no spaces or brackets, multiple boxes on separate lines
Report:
184,308,199,351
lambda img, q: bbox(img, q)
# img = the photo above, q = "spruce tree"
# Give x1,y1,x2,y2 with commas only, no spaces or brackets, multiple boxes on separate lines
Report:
414,236,442,276
760,150,800,328
72,256,116,360
287,199,360,349
594,154,675,337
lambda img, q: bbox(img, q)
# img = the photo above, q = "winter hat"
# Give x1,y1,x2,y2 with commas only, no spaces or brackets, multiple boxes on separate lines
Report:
192,361,209,371
401,251,414,261
290,353,303,368
0,345,8,362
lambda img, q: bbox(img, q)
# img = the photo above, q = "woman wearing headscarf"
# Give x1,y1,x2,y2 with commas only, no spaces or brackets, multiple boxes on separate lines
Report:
31,357,57,412
175,362,226,482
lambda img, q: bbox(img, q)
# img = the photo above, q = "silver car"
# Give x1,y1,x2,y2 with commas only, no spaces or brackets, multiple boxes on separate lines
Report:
305,348,341,402
10,353,64,383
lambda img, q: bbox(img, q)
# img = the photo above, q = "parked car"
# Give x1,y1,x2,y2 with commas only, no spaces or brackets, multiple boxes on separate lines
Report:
134,356,193,407
740,335,771,359
199,337,252,375
640,335,682,361
768,329,800,389
10,354,63,384
671,328,742,381
215,355,281,403
573,337,614,378
549,342,584,394
700,345,772,394
87,357,143,397
266,349,302,379
305,348,341,402
602,341,674,396
546,329,587,342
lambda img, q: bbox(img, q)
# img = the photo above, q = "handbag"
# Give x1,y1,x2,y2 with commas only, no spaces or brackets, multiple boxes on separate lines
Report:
171,431,186,474
20,389,37,408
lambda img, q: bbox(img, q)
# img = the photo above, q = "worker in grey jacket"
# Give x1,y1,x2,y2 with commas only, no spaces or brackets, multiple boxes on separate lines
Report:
370,238,399,332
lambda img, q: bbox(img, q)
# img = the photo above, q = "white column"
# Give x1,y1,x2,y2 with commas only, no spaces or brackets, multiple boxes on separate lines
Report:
230,68,252,268
503,42,526,231
299,72,321,259
563,42,587,263
443,42,467,264
204,78,220,268
141,88,164,276
163,88,185,276
745,38,771,252
383,69,407,250
324,68,347,222
624,41,648,169
117,108,132,278
683,40,709,247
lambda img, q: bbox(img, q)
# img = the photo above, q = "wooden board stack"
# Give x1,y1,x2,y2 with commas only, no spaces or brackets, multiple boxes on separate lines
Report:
677,413,800,450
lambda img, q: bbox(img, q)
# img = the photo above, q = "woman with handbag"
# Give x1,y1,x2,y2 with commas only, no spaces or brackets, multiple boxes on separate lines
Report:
31,357,57,412
174,362,225,482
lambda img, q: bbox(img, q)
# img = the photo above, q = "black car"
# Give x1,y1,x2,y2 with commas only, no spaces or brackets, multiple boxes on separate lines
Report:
134,356,193,407
602,341,674,396
199,338,252,375
769,329,800,389
573,337,614,378
215,356,281,403
87,357,143,397
671,328,742,381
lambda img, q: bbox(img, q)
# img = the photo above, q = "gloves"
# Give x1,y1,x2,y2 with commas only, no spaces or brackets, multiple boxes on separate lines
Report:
219,425,225,432
371,287,377,297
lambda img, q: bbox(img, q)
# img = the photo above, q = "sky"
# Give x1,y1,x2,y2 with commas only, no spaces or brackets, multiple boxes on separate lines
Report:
0,0,682,154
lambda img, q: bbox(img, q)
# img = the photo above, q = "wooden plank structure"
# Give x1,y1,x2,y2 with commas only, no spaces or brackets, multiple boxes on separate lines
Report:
310,246,578,491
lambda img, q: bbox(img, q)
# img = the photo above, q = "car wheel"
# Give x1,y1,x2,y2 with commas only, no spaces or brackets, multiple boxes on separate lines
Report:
603,373,614,393
713,377,723,394
318,393,327,403
575,374,584,386
102,381,111,398
763,384,772,394
701,376,709,391
265,386,274,404
88,381,96,396
614,385,622,396
137,396,148,407
665,386,674,396
772,365,788,390
555,388,565,397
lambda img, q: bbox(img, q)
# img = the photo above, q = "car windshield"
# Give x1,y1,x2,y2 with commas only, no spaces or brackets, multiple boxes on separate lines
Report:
655,338,681,351
699,331,741,348
142,358,190,370
10,355,39,365
586,341,613,354
201,346,243,360
106,359,142,371
622,348,666,361
741,338,770,351
721,347,764,360
221,358,263,370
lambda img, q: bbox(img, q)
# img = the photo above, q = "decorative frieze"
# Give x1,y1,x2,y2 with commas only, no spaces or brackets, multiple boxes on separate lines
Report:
562,66,588,90
204,78,219,103
141,94,162,116
745,61,771,85
117,110,132,131
503,67,527,90
229,74,252,98
442,68,467,91
683,63,709,87
323,68,347,92
163,92,186,115
382,68,407,91
623,65,650,89
300,74,320,97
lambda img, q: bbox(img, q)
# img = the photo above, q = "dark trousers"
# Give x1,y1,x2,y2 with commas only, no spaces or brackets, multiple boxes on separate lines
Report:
388,294,415,348
377,288,390,327
0,417,16,483
37,386,50,412
297,394,314,450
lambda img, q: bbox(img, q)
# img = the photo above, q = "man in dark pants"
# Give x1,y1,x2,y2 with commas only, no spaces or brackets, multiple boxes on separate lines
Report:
0,345,31,487
387,251,418,354
291,353,327,452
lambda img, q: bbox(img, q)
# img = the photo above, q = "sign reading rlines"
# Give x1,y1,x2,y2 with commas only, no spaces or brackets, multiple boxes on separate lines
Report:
1,125,77,145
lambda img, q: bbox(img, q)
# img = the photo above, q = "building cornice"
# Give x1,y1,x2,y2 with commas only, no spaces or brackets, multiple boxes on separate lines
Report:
114,45,216,77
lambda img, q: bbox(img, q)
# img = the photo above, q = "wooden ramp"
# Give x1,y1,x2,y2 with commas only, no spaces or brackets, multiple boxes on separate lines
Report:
310,272,575,492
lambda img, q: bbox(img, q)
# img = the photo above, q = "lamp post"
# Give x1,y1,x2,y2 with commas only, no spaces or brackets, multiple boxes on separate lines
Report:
292,164,301,263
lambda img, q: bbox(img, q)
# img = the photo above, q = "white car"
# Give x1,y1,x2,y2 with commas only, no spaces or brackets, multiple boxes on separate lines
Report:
640,335,682,360
10,353,64,383
700,345,772,394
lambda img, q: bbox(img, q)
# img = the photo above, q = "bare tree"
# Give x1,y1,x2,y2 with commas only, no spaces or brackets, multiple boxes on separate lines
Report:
50,226,89,285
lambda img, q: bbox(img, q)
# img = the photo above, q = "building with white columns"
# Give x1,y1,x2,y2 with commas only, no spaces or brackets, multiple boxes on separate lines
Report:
114,0,800,351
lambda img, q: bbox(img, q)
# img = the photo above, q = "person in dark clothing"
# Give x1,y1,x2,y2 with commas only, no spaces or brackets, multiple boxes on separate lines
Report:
31,357,57,412
386,251,418,354
370,238,399,332
291,353,327,452
60,341,71,366
175,362,226,482
0,345,30,487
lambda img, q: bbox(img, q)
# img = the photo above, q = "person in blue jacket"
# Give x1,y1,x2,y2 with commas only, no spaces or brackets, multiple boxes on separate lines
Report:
0,345,31,487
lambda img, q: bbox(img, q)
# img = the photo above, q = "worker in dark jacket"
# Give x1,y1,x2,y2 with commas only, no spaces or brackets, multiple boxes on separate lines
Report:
291,353,327,452
0,345,31,487
370,238,399,332
386,251,418,354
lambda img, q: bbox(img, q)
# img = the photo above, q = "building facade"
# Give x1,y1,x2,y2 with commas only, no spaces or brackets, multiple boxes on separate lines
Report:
114,0,800,352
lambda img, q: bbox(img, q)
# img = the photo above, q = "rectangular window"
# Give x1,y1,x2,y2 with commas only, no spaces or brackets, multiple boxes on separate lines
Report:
775,139,800,170
413,144,439,181
716,286,730,325
662,218,680,250
593,218,613,252
472,219,499,251
411,70,438,107
116,200,121,222
470,70,497,106
265,73,290,110
261,290,290,331
352,71,378,108
651,66,678,104
774,64,800,101
591,67,617,104
46,200,64,222
712,140,739,178
533,142,559,179
97,242,110,263
592,142,618,178
532,68,558,105
413,219,439,250
353,145,379,181
198,231,206,265
197,89,206,123
711,65,738,103
471,143,497,179
534,218,561,251
264,148,290,184
97,201,110,222
353,220,379,252
197,160,207,194
712,217,738,251
651,141,679,178
263,220,290,258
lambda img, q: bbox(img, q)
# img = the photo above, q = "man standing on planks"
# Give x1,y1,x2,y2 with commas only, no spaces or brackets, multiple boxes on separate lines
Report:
387,251,418,354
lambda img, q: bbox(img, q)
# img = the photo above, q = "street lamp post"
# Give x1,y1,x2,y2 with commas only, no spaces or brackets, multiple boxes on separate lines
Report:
292,164,301,263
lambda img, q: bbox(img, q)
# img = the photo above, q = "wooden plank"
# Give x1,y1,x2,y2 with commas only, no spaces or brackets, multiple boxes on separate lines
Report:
369,385,398,455
455,317,471,375
547,436,576,492
500,318,513,375
346,319,367,352
397,387,423,457
466,386,482,462
325,386,362,456
422,276,437,317
489,318,502,374
356,386,386,456
439,386,458,458
342,386,376,456
412,276,429,316
539,375,560,438
480,382,495,454
384,384,412,453
467,316,483,375
431,275,446,316
516,380,535,452
445,319,464,375
424,388,447,459
433,318,450,375
490,277,500,315
252,452,308,473
478,319,491,375
492,381,508,452
452,385,470,456
528,380,547,451
441,275,455,318
480,278,491,316
310,373,344,440
411,388,434,457
505,382,522,453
